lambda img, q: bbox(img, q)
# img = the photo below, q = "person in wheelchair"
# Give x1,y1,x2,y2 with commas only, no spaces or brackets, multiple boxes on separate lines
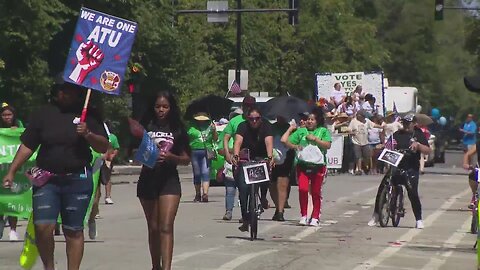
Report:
368,113,431,229
232,107,275,232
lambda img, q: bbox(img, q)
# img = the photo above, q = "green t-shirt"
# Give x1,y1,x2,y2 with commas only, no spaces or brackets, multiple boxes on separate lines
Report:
222,114,245,152
288,127,332,166
223,115,245,136
108,134,120,149
187,125,214,150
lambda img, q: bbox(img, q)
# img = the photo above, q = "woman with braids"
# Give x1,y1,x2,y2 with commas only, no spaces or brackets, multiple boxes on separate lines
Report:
137,91,191,270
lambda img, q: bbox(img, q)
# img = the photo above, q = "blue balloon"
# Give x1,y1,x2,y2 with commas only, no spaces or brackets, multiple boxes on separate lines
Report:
439,116,447,126
431,108,440,119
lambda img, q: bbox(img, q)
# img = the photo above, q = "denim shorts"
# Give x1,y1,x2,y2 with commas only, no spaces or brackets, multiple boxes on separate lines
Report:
32,169,93,231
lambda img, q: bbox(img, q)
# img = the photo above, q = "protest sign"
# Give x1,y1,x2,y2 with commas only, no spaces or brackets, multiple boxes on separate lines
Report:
63,7,138,95
0,128,36,219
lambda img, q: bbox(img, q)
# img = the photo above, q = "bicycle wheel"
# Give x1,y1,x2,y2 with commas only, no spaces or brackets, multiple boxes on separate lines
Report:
249,184,258,241
378,185,390,227
471,207,478,234
391,186,403,227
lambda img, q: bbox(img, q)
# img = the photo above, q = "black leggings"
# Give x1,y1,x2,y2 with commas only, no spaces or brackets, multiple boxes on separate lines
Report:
373,169,422,221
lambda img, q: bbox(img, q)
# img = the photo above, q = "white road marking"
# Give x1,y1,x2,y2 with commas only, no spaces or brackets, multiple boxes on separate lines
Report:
217,249,278,270
362,198,376,209
420,217,471,270
233,223,279,245
343,210,359,217
173,247,222,263
352,188,471,270
289,226,322,241
335,186,378,204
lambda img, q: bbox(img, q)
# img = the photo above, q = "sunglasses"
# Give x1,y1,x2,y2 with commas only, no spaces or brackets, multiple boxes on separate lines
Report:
247,116,261,122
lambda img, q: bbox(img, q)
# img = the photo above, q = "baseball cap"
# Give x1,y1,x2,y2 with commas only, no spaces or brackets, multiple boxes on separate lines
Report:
401,112,416,122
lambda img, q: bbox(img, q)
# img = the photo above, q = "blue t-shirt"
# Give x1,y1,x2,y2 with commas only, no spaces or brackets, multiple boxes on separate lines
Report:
463,121,477,146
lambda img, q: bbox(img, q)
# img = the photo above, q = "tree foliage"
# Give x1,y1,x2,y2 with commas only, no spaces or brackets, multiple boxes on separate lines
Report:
1,0,478,158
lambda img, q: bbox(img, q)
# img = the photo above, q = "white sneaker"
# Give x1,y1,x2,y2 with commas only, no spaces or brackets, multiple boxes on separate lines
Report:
88,220,97,240
368,214,379,227
309,218,320,227
299,216,308,226
9,230,19,241
105,197,114,205
416,220,424,229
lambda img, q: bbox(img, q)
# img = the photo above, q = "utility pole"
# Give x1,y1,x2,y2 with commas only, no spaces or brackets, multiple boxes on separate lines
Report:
175,1,299,92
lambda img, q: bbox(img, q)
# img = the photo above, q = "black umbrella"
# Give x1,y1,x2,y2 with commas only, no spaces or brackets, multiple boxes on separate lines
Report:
185,94,233,121
261,96,310,123
464,76,480,93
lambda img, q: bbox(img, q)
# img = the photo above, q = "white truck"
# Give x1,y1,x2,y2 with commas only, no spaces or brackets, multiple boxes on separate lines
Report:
383,86,418,114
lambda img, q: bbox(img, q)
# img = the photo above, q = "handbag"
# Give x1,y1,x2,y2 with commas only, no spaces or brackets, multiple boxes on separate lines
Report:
200,129,217,161
100,161,113,185
297,144,325,165
25,167,55,187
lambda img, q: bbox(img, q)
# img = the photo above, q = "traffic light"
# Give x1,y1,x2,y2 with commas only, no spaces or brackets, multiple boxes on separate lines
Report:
434,0,444,21
289,0,299,25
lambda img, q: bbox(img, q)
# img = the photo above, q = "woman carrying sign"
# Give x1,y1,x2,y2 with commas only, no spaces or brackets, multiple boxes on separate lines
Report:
285,107,332,227
2,79,109,270
138,91,191,270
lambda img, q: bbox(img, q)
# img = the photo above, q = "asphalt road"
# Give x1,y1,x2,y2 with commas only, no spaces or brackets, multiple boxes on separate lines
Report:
0,164,476,270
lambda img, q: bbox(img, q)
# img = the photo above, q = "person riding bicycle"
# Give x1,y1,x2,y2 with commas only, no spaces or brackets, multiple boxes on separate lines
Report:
463,141,480,209
368,113,431,229
232,107,275,232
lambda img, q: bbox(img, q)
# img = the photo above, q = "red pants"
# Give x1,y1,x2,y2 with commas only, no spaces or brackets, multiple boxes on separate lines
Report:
297,166,326,219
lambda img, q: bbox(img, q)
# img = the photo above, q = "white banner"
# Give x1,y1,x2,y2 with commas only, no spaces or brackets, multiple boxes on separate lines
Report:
315,71,385,116
326,135,344,169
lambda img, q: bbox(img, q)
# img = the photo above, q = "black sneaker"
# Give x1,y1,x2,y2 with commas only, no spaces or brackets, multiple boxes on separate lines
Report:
284,201,292,209
276,212,285,222
193,194,201,202
272,211,279,221
238,222,249,232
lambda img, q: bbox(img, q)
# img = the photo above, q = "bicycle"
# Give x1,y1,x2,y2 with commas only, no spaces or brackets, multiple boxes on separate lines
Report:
469,167,479,235
378,166,406,227
233,149,271,241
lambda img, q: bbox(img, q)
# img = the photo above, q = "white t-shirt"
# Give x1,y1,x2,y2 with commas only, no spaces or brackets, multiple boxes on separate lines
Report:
348,118,375,146
362,102,374,115
382,121,403,139
368,127,382,145
337,103,356,117
330,89,346,105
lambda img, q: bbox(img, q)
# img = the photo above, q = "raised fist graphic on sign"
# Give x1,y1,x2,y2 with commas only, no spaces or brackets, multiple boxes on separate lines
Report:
69,40,104,84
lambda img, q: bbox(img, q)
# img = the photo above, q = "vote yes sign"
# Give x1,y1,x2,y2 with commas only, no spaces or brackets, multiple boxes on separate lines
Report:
63,8,138,95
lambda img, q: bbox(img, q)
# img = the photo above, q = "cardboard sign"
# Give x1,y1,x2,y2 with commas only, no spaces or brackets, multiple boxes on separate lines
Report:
63,7,137,95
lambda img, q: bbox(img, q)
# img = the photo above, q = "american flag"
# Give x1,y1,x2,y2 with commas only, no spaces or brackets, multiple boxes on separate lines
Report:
393,102,401,121
385,137,397,150
229,80,242,95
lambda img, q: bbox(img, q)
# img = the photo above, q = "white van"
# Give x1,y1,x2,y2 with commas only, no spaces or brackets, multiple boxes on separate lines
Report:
228,93,273,112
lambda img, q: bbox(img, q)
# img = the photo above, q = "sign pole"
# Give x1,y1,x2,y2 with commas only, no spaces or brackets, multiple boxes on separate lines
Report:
80,89,92,123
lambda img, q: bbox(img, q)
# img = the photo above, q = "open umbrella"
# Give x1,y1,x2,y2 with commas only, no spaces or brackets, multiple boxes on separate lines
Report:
261,96,310,123
464,76,480,93
415,113,433,126
185,95,233,121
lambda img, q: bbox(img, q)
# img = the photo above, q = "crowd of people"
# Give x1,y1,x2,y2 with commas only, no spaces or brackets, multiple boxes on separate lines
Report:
0,80,438,270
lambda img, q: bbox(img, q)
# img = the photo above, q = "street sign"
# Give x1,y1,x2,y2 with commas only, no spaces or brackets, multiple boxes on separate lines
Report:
207,1,228,23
